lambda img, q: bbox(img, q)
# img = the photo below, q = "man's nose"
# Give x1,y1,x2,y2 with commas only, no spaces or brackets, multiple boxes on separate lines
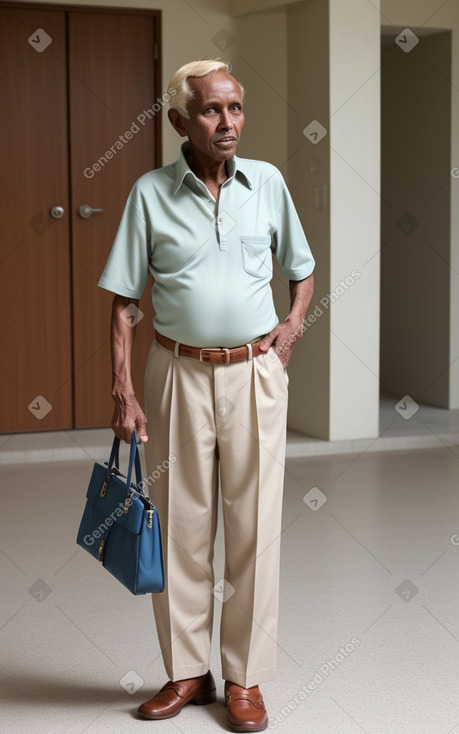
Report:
218,109,233,130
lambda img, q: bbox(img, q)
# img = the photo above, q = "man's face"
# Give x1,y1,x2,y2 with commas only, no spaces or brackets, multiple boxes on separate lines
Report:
173,71,245,162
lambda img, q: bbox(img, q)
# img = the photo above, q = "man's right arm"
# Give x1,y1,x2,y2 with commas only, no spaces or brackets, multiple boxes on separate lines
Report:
110,293,148,444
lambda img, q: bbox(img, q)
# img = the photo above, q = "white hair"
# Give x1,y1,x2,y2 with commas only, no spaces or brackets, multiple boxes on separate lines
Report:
168,59,245,119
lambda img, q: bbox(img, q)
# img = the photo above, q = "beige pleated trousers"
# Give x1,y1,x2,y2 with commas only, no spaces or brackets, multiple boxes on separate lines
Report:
143,339,288,688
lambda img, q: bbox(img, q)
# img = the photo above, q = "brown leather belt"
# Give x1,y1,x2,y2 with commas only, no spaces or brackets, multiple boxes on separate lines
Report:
155,332,264,364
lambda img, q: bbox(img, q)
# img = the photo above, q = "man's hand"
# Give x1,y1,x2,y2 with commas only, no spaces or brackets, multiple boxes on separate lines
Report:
111,392,148,445
259,319,304,368
259,274,314,368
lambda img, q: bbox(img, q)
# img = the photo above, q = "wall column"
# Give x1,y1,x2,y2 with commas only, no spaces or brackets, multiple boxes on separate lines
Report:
286,0,381,440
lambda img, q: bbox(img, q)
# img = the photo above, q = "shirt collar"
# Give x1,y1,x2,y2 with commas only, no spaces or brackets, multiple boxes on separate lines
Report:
172,141,253,195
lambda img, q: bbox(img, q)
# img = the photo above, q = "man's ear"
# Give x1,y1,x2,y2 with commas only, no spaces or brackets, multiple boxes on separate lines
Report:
168,109,188,138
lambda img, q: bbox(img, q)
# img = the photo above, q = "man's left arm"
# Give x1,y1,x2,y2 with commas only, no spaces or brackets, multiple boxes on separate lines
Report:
259,273,314,368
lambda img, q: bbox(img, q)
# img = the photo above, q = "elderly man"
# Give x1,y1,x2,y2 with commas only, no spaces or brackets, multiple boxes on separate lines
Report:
98,59,314,732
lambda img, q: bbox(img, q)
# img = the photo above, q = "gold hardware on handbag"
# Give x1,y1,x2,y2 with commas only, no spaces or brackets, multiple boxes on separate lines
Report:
100,474,110,498
98,539,106,565
147,508,154,529
124,490,134,514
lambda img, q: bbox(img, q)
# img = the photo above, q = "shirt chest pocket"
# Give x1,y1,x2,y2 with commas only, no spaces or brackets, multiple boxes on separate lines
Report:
240,236,273,279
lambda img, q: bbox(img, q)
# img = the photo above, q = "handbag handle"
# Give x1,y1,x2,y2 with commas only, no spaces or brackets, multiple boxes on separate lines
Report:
107,432,143,490
107,435,120,471
127,432,143,489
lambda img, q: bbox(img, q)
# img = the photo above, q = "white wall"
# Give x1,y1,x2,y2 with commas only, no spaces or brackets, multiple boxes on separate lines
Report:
381,0,459,408
231,0,304,15
226,9,288,168
380,32,451,407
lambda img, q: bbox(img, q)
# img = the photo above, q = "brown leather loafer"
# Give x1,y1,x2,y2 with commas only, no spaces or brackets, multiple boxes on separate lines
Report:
137,670,216,720
225,681,268,732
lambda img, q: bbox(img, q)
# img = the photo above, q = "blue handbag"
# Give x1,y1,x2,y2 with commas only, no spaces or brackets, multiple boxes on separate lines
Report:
76,433,164,594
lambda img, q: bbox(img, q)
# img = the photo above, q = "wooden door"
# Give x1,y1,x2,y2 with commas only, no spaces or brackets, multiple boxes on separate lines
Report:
68,10,158,427
0,4,160,433
0,7,73,432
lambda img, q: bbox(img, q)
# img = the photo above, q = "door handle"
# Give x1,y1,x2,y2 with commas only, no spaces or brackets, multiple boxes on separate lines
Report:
78,204,104,219
50,205,65,219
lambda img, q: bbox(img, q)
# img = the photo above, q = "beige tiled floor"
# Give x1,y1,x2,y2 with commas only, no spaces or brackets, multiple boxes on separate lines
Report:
1,437,459,733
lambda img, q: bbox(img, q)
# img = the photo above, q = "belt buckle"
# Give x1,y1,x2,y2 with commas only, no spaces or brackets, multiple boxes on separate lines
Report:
199,348,231,364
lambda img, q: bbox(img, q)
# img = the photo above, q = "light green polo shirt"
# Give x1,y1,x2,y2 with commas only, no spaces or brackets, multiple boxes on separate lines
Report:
98,142,315,348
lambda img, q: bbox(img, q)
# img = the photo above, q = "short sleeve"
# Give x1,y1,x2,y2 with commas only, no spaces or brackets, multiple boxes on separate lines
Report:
271,173,315,281
98,184,151,299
